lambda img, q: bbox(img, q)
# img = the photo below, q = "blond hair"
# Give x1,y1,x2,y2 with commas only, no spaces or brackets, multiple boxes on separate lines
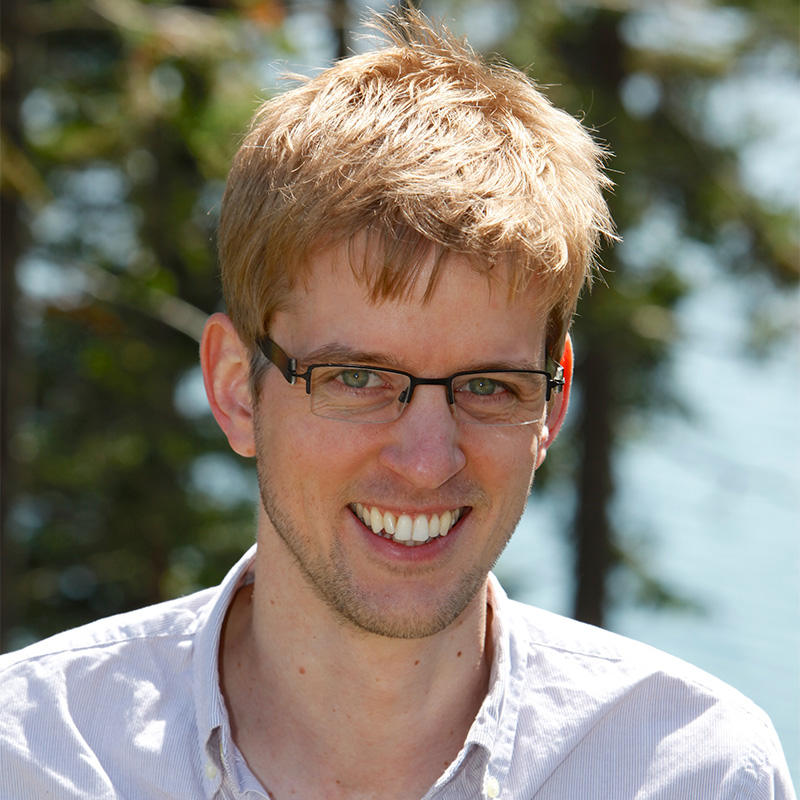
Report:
219,8,615,364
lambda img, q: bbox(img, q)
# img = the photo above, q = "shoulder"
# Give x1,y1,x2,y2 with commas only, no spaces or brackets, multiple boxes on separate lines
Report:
0,586,215,677
496,595,796,799
0,589,216,799
0,586,217,704
506,595,762,714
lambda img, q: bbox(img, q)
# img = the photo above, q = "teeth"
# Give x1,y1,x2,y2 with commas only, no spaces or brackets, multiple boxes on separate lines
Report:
395,514,413,542
352,504,463,545
412,515,429,542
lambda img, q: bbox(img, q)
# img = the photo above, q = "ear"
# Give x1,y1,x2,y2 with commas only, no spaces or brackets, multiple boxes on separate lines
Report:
200,312,256,458
536,333,573,468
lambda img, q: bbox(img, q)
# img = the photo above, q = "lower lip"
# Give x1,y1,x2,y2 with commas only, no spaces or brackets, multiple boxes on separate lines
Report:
351,509,465,563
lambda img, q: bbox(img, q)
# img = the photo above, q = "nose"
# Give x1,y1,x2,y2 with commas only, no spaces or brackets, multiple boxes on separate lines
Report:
378,385,467,490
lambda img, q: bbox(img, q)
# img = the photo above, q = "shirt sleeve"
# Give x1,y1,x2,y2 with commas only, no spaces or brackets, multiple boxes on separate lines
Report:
746,722,797,800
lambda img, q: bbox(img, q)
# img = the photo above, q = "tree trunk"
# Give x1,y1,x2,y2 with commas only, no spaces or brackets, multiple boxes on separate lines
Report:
572,345,615,627
0,0,24,651
330,0,349,60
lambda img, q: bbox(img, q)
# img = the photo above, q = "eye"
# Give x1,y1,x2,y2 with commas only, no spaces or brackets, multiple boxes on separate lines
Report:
464,376,505,396
338,368,380,389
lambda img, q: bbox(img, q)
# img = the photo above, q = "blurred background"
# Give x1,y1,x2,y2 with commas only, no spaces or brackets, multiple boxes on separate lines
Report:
1,0,798,783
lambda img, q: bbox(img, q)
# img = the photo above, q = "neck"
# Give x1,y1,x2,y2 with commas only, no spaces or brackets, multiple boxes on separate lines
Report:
220,535,494,800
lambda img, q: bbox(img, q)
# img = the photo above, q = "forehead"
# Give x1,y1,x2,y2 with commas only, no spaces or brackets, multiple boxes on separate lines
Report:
271,242,550,371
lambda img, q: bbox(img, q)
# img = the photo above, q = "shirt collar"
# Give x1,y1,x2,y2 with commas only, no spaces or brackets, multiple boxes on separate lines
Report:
480,575,529,783
192,544,258,794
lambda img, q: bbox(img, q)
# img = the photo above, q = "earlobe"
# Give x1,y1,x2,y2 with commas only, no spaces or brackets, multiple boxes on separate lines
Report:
200,313,256,458
536,334,573,468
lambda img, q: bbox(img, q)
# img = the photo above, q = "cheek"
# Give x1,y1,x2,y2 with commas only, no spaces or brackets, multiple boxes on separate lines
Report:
468,426,539,478
297,419,380,464
459,430,539,519
257,406,380,493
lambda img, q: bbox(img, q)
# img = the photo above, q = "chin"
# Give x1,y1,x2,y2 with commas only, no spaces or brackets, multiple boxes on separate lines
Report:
325,568,489,640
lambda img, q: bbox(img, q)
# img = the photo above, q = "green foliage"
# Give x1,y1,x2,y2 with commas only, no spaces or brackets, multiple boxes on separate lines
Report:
3,0,285,647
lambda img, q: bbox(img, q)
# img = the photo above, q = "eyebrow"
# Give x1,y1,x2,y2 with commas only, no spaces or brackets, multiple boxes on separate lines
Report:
299,342,546,373
300,344,406,369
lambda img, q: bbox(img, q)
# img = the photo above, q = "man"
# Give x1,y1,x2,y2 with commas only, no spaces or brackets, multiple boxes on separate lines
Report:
0,9,794,799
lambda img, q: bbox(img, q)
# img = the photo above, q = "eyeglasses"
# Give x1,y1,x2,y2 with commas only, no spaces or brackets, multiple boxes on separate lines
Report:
257,338,564,427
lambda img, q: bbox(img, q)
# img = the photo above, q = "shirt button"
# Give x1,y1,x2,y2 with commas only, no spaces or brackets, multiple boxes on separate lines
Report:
205,761,219,780
484,775,500,798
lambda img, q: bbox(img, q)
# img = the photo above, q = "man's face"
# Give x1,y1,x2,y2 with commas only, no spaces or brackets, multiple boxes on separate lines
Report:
252,244,553,639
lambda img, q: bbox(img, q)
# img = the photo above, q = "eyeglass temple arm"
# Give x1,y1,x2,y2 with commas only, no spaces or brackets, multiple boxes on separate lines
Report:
259,338,298,385
546,358,565,401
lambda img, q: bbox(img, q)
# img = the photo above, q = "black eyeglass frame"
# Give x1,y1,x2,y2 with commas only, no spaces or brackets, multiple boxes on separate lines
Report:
257,337,565,411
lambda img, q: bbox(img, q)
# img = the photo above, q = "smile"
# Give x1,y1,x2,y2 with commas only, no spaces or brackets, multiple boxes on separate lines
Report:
351,503,465,546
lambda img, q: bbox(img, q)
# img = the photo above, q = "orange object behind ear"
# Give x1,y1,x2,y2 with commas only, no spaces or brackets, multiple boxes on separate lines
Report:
560,333,574,389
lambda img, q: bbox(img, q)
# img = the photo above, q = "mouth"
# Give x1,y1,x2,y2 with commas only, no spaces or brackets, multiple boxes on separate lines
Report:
350,503,466,547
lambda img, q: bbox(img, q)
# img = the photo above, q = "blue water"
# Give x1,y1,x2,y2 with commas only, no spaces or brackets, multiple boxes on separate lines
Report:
497,279,800,785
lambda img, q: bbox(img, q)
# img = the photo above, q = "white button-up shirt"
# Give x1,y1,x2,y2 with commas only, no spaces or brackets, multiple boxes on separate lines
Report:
0,546,795,799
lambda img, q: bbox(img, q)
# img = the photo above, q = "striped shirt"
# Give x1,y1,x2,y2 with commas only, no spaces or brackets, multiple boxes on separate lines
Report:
0,545,795,799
